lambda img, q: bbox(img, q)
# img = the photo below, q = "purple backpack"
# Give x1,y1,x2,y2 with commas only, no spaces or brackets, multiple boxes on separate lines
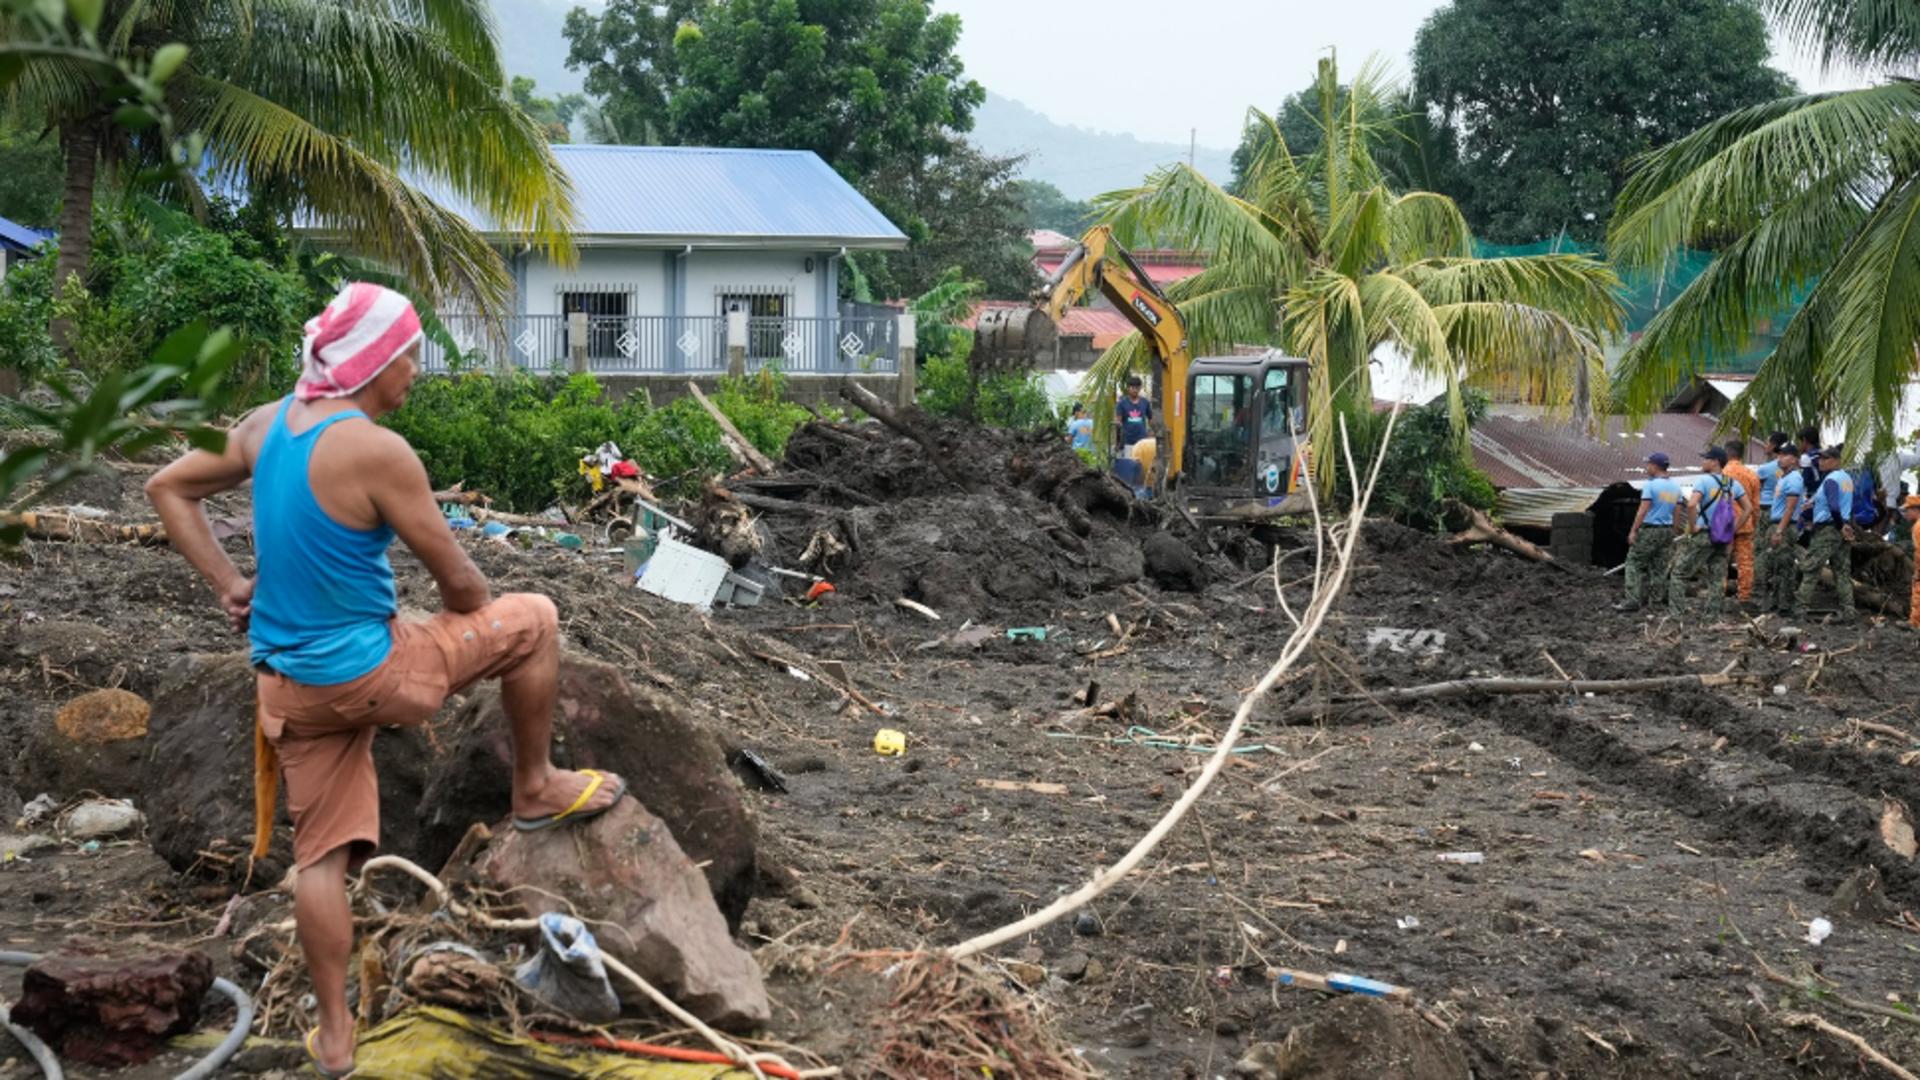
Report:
1704,478,1737,544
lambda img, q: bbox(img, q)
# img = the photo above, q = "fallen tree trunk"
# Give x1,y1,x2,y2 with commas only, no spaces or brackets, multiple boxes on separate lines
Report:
687,382,776,475
430,486,492,507
0,511,167,545
1279,668,1746,724
1446,500,1565,569
837,378,975,490
1818,567,1904,618
726,491,825,517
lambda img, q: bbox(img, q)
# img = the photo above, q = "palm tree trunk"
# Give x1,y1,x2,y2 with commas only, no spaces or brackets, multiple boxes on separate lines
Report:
50,121,100,357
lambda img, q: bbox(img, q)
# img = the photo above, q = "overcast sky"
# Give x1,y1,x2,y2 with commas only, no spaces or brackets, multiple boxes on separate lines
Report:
938,0,1874,148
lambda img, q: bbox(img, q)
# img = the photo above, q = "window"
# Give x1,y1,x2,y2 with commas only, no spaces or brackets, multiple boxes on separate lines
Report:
1261,365,1304,436
719,292,790,359
1189,372,1253,489
561,288,630,359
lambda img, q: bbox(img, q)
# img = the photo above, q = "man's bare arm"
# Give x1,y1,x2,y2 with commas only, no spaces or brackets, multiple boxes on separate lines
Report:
365,432,490,613
146,409,265,630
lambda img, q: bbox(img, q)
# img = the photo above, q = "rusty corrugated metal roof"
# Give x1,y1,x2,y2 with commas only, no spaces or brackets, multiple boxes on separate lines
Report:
1471,413,1765,490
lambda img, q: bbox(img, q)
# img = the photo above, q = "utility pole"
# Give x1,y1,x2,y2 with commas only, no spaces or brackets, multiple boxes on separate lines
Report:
1188,127,1196,169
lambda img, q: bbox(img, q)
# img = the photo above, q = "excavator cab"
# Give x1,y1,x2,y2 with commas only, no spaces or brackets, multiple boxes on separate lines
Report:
1182,352,1310,503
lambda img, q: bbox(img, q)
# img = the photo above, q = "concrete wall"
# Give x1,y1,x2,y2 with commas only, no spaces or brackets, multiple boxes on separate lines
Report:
598,371,899,409
682,250,824,318
522,248,671,317
514,247,832,321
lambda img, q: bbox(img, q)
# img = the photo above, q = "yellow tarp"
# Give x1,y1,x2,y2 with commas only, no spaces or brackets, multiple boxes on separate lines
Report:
176,1007,752,1079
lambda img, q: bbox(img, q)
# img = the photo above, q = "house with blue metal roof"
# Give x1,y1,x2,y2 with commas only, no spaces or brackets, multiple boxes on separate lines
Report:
387,145,909,375
0,215,53,283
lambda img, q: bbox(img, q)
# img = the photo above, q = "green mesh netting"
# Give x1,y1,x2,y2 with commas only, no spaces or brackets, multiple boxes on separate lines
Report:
1474,238,1805,373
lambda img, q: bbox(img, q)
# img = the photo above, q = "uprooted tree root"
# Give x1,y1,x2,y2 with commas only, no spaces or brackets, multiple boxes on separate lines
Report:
854,953,1096,1080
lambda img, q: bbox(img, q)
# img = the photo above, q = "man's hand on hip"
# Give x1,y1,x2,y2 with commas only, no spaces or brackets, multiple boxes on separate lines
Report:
222,576,255,633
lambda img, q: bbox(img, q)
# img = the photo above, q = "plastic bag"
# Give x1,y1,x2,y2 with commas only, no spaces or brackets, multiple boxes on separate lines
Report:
513,912,621,1023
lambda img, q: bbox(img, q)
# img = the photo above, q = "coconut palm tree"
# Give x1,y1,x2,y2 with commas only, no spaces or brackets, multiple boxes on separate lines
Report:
1083,55,1623,478
3,0,574,345
1608,3,1920,452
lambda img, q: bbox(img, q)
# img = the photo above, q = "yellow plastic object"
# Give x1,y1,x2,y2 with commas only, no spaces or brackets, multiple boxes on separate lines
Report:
873,728,907,756
173,1007,748,1079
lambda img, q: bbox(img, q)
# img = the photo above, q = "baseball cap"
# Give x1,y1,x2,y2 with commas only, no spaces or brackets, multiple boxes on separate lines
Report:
1700,447,1728,464
1646,452,1670,468
1818,446,1842,460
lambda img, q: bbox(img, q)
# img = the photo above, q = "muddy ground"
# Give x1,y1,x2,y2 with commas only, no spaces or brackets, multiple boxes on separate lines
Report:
2,435,1919,1079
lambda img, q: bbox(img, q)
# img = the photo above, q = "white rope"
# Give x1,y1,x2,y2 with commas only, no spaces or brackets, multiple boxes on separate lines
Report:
948,410,1398,961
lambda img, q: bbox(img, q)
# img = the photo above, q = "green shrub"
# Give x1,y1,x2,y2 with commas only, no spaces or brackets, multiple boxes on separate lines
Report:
0,207,315,404
1337,391,1499,530
917,354,1052,430
384,368,815,512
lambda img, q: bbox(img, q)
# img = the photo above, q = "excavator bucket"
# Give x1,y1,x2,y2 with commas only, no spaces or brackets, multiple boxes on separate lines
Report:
969,306,1059,379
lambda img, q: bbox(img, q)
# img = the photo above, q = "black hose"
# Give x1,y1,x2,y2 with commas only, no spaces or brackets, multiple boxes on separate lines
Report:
0,951,254,1080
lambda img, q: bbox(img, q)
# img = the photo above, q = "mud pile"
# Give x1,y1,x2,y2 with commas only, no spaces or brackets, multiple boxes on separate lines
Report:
728,416,1214,620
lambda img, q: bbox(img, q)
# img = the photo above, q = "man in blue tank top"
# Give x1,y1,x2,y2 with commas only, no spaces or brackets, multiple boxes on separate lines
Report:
146,283,625,1077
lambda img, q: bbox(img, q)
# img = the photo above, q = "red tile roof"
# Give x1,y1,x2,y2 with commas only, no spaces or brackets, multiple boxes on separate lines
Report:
1033,256,1205,286
1470,412,1765,490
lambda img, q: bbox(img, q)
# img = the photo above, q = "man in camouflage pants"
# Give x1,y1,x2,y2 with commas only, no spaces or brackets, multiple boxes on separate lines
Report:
1758,443,1806,615
1615,452,1683,612
1792,446,1858,623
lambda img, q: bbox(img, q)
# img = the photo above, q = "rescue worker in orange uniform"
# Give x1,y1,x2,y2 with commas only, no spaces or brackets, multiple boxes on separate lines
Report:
1906,495,1920,629
1722,440,1761,603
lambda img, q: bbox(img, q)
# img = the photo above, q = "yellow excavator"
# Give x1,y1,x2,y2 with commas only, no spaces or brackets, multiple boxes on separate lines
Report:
974,225,1313,510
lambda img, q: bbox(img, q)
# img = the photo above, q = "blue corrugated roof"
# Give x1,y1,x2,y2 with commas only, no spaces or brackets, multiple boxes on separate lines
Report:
0,215,53,255
434,145,906,249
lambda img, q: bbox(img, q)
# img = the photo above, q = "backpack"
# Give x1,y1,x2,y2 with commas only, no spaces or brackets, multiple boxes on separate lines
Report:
1850,465,1879,526
1703,478,1737,544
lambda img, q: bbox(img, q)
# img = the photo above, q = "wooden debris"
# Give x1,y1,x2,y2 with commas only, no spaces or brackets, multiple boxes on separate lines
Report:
1780,1012,1918,1080
838,377,976,490
1278,667,1747,723
975,779,1070,796
1445,501,1565,569
687,381,777,474
895,598,941,622
0,510,167,545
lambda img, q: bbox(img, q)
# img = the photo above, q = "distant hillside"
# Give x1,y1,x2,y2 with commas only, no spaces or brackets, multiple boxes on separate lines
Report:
970,92,1234,200
484,7,1235,200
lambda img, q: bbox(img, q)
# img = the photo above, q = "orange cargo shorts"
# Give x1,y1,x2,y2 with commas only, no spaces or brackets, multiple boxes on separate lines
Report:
256,593,558,871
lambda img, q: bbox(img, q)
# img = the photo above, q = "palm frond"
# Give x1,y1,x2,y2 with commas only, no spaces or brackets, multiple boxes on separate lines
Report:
1095,163,1309,285
1610,84,1920,270
1434,301,1609,422
1763,0,1920,72
1609,174,1866,420
1801,172,1920,454
1385,191,1472,262
1402,254,1623,337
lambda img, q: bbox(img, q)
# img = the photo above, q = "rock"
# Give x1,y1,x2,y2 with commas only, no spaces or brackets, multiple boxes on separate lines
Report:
421,656,757,928
1055,952,1092,982
138,653,430,886
11,948,214,1067
1143,533,1205,592
1831,865,1896,921
481,797,770,1031
0,833,57,860
1231,997,1470,1080
1002,960,1045,986
20,690,153,801
1088,538,1145,589
12,620,120,686
55,688,150,742
1072,910,1102,937
59,798,145,839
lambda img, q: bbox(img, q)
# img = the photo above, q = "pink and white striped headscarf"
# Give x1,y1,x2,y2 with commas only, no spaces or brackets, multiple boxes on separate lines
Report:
295,282,423,401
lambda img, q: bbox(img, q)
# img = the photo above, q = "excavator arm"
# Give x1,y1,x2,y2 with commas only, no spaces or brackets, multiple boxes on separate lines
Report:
1036,226,1194,484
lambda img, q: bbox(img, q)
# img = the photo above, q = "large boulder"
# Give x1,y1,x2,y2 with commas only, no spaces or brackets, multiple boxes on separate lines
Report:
138,654,429,884
418,656,757,927
480,797,771,1031
19,689,152,801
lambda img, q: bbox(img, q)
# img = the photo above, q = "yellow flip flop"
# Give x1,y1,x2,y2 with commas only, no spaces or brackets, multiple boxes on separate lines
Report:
305,1027,354,1079
512,769,627,832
